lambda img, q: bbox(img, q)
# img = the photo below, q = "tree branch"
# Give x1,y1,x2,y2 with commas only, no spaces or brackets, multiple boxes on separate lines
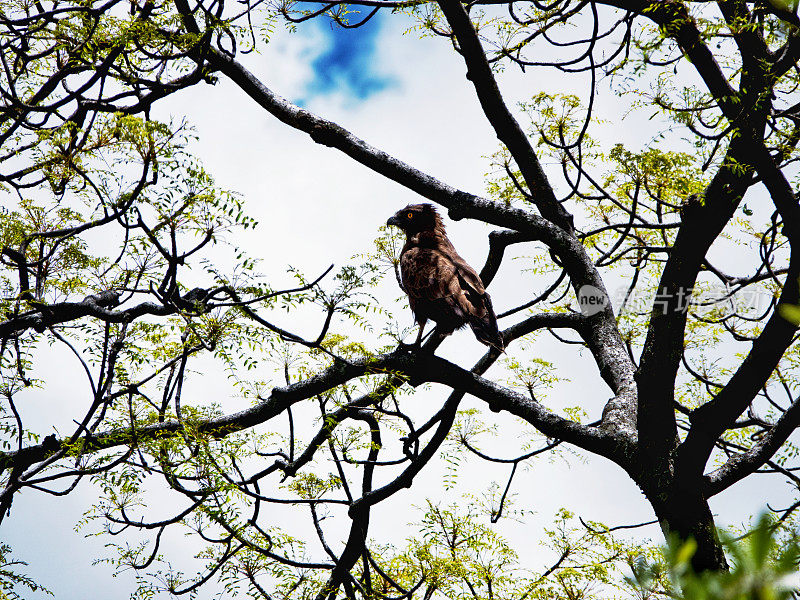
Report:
704,395,800,496
436,0,574,232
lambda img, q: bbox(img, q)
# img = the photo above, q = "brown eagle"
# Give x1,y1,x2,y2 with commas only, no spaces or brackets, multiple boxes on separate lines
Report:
386,203,504,351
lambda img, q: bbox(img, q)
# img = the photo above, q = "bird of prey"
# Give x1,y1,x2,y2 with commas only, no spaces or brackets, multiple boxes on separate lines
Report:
386,203,504,351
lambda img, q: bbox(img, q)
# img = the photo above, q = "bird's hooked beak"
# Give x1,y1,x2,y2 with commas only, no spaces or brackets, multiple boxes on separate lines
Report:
386,214,401,228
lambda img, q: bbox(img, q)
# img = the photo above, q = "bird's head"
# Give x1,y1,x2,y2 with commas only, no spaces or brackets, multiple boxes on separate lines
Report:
386,203,442,235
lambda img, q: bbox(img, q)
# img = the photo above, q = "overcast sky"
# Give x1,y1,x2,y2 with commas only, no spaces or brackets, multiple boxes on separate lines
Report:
4,8,795,599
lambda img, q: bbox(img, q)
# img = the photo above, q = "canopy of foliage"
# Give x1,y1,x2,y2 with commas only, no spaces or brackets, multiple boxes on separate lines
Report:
2,0,800,596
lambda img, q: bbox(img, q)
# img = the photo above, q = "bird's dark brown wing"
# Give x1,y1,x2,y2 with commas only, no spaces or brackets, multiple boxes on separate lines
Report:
447,252,486,296
400,243,504,349
434,242,503,350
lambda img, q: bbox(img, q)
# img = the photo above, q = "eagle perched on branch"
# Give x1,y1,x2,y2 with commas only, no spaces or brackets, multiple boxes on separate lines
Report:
386,203,504,351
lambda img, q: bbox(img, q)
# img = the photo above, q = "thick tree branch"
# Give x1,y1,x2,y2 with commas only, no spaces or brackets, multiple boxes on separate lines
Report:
436,0,574,233
0,327,630,480
479,230,530,285
704,395,800,496
636,140,755,459
204,49,559,238
677,247,800,478
0,297,171,338
203,48,637,427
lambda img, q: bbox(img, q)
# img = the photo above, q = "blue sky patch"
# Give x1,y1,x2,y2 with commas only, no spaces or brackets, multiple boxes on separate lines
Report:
300,11,394,102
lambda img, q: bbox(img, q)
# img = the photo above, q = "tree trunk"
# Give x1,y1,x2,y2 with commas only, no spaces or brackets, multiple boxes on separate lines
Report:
649,481,728,572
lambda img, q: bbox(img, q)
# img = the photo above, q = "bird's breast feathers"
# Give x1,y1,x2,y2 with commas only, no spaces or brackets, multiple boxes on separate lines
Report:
399,247,458,300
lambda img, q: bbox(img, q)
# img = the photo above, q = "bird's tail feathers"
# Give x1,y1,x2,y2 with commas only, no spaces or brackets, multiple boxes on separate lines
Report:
470,321,505,352
468,294,504,352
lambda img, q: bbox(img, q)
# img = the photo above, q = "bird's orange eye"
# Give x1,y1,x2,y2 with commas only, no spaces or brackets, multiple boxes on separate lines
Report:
407,212,413,219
